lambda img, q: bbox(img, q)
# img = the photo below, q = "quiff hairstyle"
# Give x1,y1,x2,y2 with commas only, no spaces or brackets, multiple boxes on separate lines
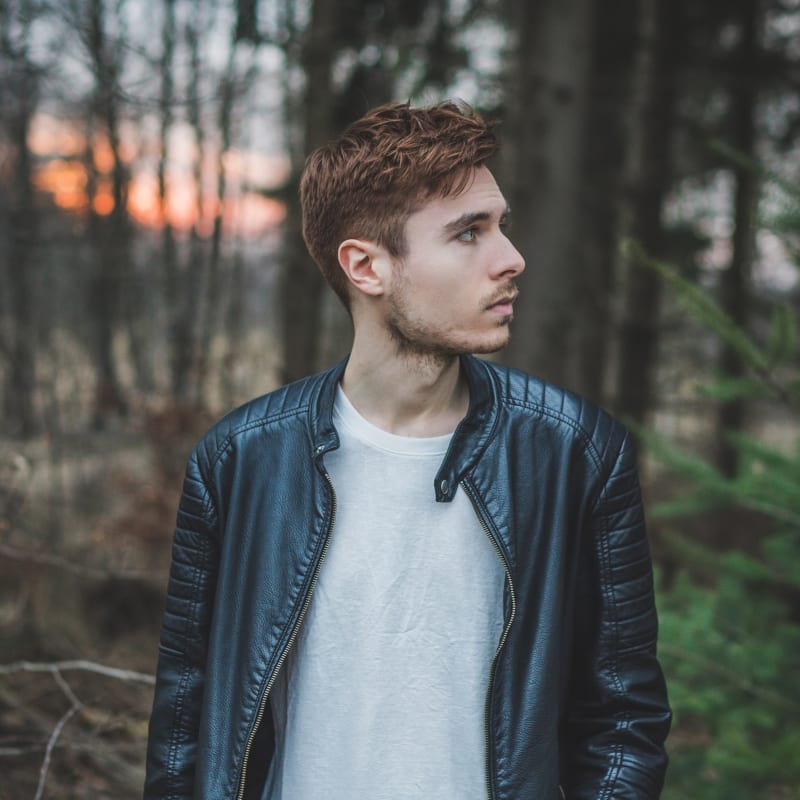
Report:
300,100,498,309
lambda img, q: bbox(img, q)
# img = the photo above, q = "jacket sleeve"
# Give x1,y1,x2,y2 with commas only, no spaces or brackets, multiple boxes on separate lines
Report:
563,432,671,799
144,447,220,800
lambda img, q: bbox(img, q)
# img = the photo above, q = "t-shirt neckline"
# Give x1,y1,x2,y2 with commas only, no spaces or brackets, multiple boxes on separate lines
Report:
333,384,454,456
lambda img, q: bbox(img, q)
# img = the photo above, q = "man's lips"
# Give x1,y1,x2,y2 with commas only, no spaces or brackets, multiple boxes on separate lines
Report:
487,291,518,314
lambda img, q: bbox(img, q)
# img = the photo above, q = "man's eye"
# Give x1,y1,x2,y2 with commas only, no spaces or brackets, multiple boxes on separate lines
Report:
457,228,477,242
500,218,512,233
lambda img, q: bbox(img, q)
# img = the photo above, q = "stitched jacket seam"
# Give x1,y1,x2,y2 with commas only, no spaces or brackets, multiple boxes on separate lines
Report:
503,397,607,480
593,447,630,799
207,406,310,472
165,532,209,796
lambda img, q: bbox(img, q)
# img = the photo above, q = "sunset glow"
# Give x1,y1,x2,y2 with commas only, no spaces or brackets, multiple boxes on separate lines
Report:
29,113,288,235
28,116,84,158
33,159,88,212
93,182,115,216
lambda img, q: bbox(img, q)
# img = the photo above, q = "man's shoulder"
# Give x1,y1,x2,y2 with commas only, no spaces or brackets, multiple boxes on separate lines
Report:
190,365,333,468
479,358,629,458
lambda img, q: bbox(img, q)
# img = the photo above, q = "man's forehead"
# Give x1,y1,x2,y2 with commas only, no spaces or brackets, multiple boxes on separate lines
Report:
415,167,508,219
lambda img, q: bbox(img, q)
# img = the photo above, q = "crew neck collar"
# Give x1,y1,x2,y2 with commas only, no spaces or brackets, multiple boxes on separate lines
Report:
334,385,453,456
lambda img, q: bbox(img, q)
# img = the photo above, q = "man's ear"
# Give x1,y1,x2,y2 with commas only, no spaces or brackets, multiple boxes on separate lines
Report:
337,239,389,298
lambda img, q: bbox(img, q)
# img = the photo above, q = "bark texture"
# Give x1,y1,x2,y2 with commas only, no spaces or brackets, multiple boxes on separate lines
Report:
502,0,594,391
715,0,762,476
613,0,683,429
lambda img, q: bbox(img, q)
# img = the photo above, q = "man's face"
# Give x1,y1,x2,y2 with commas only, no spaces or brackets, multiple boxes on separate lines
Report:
383,166,525,359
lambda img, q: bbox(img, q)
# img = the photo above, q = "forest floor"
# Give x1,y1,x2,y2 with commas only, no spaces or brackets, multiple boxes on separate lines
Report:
0,406,209,799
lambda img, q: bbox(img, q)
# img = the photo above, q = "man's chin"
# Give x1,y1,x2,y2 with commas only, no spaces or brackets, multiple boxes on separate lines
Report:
471,333,511,356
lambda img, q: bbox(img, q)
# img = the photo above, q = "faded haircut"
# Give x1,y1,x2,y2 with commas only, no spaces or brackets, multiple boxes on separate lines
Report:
299,100,498,309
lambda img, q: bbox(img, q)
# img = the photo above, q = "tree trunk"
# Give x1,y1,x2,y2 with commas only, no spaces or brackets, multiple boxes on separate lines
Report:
196,34,238,401
174,0,207,405
86,0,129,426
279,0,338,385
613,0,682,431
1,8,39,436
221,247,247,405
715,0,761,476
574,0,639,406
236,0,260,43
501,0,594,391
157,0,181,399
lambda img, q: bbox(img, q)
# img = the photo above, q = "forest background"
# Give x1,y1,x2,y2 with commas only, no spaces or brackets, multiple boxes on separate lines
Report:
1,0,799,797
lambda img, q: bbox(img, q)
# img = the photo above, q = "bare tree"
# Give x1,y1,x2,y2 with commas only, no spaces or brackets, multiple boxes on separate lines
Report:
574,0,639,406
157,0,180,398
79,0,131,425
613,0,684,428
173,0,209,404
0,0,41,436
195,14,261,402
715,0,763,475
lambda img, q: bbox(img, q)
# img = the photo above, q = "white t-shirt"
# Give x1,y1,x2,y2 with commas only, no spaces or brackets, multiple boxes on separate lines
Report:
264,386,505,799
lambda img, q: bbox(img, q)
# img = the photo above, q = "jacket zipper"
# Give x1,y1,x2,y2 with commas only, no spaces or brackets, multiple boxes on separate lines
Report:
235,472,338,800
460,480,516,800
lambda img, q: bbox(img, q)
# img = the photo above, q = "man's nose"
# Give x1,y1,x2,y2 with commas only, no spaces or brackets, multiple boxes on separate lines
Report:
493,236,525,279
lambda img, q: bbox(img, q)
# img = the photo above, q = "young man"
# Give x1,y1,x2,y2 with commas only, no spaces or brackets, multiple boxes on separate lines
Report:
144,101,670,800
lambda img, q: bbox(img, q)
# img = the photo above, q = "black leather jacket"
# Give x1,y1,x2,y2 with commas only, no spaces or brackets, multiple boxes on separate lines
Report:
144,355,670,800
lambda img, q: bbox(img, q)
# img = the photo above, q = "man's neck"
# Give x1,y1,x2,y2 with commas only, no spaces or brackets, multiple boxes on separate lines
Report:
341,331,469,438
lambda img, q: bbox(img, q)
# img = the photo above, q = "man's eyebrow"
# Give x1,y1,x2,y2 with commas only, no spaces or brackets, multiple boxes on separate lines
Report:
442,207,511,234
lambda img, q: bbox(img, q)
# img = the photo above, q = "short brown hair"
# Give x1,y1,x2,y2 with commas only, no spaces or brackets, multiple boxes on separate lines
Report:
300,101,498,309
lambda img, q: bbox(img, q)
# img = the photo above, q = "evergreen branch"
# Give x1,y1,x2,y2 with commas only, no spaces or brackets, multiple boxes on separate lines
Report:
621,240,796,407
708,138,800,202
737,497,800,528
658,641,800,713
660,528,723,572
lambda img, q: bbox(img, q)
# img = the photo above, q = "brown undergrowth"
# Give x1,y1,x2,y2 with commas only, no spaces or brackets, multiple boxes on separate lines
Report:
0,401,213,799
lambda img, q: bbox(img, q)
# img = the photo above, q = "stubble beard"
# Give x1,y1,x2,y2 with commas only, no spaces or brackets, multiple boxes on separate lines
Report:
385,290,511,369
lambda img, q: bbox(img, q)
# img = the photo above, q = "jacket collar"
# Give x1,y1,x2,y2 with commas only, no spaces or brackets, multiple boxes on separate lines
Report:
309,357,348,461
309,354,498,503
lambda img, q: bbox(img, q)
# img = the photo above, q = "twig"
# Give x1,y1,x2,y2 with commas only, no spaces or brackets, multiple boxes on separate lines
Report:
34,668,83,800
0,745,37,756
52,669,82,710
33,704,78,800
5,662,151,796
0,681,145,785
0,660,155,685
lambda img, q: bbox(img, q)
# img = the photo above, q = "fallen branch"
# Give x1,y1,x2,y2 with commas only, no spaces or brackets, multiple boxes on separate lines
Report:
0,660,155,685
0,745,39,756
0,681,145,786
3,660,151,797
33,667,83,800
34,703,79,800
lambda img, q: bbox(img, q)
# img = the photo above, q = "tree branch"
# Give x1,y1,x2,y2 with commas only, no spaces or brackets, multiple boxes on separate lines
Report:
34,668,83,800
659,642,800,712
0,660,155,685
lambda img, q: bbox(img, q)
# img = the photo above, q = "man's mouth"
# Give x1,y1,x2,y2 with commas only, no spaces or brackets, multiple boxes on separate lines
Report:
487,290,518,315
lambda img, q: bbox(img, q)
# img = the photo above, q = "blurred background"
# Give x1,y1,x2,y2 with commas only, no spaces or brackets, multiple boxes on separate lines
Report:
0,0,798,797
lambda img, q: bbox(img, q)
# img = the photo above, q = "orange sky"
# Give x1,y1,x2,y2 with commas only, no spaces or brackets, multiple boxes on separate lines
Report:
29,113,287,236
